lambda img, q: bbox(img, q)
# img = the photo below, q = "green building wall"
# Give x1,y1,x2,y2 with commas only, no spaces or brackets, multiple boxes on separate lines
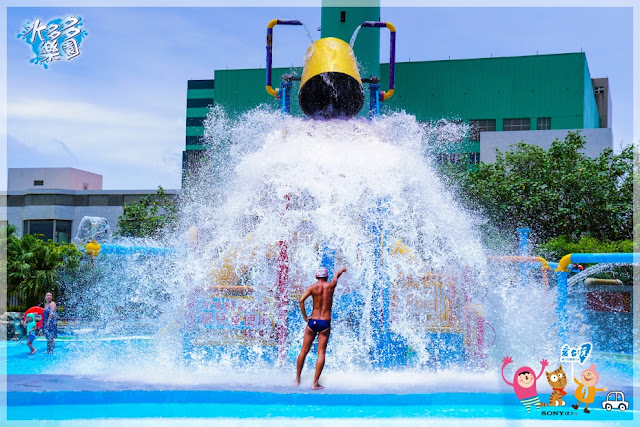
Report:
321,4,380,80
184,52,602,172
380,52,597,130
184,67,303,148
185,79,214,150
582,59,600,128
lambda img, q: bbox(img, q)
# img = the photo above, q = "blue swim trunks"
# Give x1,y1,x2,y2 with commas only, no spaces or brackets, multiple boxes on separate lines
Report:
27,334,36,342
308,319,331,332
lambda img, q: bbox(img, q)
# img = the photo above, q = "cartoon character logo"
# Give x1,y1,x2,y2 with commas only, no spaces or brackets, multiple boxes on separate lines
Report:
540,365,568,407
571,364,607,414
501,356,549,413
560,342,592,364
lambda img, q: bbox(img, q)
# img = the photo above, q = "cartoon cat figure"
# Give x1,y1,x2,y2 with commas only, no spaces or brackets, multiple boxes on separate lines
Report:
540,365,568,407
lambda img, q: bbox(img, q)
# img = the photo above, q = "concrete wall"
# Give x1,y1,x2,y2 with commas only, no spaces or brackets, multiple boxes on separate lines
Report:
480,128,613,163
592,77,612,129
7,205,124,238
8,168,103,191
5,189,177,238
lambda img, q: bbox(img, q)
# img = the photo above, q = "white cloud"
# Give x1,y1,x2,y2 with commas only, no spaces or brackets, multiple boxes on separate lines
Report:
9,98,183,130
8,98,186,189
10,123,183,166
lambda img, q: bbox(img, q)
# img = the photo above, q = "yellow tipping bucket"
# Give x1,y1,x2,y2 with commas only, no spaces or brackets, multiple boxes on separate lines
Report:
299,37,364,119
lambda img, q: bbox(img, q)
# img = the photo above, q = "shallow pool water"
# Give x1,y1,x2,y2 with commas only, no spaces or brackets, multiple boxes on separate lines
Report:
4,339,637,423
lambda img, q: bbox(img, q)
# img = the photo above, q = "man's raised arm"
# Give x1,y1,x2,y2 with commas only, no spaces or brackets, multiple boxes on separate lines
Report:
330,267,347,285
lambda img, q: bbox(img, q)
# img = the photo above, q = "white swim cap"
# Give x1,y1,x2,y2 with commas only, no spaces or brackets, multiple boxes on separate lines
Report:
316,267,329,278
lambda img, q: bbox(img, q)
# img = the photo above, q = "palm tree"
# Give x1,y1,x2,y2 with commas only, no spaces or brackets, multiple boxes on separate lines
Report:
7,228,81,306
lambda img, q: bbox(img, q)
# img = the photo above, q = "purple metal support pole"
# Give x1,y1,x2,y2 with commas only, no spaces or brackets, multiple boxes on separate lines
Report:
276,19,303,26
389,31,396,91
360,21,395,101
266,27,273,89
265,19,303,97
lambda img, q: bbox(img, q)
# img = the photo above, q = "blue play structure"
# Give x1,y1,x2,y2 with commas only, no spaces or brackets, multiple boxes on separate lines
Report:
81,212,636,371
554,252,637,348
98,244,175,256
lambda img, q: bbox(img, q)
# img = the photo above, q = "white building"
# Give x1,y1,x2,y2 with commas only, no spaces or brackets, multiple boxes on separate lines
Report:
5,168,177,242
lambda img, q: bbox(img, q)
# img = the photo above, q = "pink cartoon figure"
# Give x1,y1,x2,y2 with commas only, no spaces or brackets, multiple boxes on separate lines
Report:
501,356,549,413
572,364,607,414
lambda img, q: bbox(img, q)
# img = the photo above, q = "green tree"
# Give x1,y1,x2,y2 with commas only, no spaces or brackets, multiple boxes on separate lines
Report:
116,186,178,238
534,235,634,285
441,131,633,243
534,235,633,261
6,225,82,306
1,224,15,304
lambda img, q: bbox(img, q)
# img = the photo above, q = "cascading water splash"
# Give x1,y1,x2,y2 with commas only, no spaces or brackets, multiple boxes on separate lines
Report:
189,110,488,366
61,108,558,385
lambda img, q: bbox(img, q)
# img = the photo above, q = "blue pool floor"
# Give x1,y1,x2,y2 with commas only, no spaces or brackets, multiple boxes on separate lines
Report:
5,376,637,423
3,339,638,424
4,401,638,424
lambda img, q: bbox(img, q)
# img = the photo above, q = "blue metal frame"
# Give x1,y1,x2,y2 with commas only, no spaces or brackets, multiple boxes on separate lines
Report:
367,197,391,367
280,80,292,114
369,83,380,118
517,228,531,287
556,271,569,342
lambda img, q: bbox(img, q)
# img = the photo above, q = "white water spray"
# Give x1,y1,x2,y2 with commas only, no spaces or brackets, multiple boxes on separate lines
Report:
62,108,558,384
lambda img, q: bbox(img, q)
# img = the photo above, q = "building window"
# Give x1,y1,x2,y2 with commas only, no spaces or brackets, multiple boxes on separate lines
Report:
503,118,531,131
23,219,72,243
469,119,496,141
55,220,72,243
537,117,551,130
594,87,604,94
436,152,479,165
34,180,44,186
24,220,54,241
436,153,456,165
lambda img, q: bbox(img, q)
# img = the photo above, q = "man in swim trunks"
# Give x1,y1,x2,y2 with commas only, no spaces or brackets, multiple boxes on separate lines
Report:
295,266,347,390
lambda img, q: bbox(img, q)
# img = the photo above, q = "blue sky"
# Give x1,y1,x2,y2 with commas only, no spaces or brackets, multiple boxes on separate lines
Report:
3,2,636,190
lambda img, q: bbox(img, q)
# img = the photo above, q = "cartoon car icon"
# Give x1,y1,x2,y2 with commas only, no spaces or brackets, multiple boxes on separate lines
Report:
602,391,628,411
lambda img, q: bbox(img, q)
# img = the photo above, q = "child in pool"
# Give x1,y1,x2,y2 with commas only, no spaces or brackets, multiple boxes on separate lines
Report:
24,313,38,355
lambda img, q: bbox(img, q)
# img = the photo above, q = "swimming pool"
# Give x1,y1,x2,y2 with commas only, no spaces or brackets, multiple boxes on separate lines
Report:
4,339,636,423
